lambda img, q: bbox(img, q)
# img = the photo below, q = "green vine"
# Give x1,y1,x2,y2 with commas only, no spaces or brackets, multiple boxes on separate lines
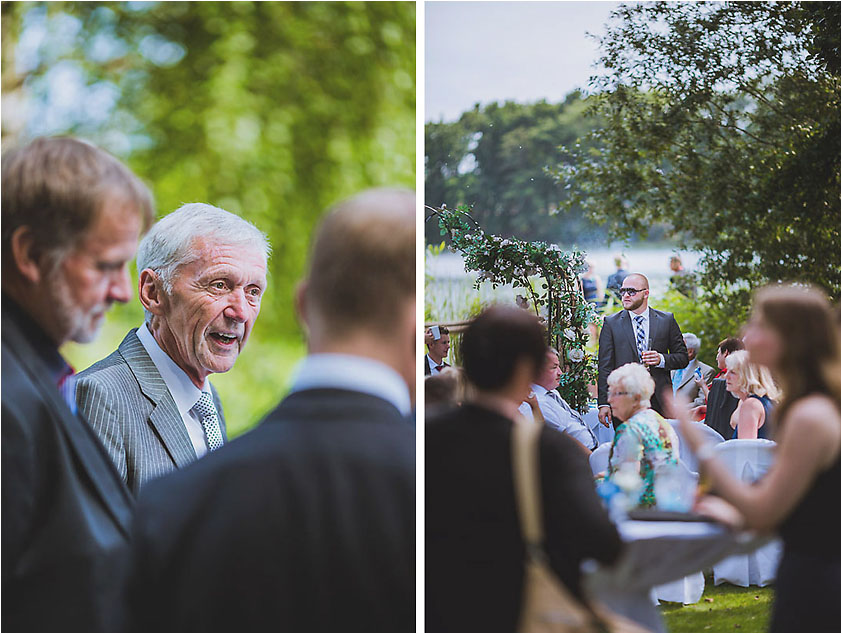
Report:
426,204,599,413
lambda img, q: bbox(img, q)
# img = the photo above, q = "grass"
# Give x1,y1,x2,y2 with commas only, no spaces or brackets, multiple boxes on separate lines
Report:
660,574,774,633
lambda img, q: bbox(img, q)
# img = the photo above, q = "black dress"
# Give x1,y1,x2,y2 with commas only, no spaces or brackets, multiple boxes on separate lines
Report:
730,394,773,439
771,453,841,632
426,403,622,632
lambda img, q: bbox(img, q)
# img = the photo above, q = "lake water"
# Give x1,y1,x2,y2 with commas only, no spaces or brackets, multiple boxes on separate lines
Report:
426,245,701,323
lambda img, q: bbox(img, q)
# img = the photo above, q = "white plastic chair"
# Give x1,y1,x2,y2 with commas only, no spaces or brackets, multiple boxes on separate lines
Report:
589,443,611,476
711,439,781,587
667,419,725,473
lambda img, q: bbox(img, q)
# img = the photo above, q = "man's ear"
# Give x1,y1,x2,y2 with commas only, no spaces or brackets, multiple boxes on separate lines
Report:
139,269,166,316
10,226,46,285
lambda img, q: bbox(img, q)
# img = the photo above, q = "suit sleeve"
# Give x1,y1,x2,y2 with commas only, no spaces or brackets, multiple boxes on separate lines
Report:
662,314,689,371
75,377,128,483
1,404,36,582
597,318,615,406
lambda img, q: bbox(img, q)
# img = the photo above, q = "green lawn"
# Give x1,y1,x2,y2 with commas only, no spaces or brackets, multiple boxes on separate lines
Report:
660,574,774,633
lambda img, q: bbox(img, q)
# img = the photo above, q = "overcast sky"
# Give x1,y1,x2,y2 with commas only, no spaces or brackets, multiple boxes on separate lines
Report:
425,1,624,122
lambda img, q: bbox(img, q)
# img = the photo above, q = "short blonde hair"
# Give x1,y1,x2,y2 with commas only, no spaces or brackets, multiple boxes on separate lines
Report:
607,363,655,408
725,350,780,401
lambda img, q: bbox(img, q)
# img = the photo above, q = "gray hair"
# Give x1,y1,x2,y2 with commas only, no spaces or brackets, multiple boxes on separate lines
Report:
137,202,271,321
607,363,655,409
683,333,700,352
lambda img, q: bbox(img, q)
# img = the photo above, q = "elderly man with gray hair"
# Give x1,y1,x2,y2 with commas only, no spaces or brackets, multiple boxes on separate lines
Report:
76,203,270,495
671,332,715,406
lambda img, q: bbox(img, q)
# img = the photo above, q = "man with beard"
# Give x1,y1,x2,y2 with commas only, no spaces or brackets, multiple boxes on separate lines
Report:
2,137,154,630
75,203,270,495
597,273,688,424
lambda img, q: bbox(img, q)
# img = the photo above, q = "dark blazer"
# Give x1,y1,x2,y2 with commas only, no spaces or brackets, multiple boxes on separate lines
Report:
598,308,689,416
1,309,134,632
426,404,622,633
128,388,415,632
76,329,227,496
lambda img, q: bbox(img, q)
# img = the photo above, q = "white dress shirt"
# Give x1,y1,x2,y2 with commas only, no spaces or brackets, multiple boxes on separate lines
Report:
518,384,597,449
426,355,448,376
136,323,212,457
289,353,412,417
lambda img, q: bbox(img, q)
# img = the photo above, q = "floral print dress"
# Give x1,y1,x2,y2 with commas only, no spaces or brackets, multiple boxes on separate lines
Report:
607,408,679,507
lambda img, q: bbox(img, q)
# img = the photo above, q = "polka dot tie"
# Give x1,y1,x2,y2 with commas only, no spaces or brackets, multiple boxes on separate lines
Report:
193,391,224,452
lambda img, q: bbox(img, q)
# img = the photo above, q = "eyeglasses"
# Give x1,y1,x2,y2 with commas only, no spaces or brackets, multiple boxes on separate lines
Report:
619,287,645,297
607,390,630,398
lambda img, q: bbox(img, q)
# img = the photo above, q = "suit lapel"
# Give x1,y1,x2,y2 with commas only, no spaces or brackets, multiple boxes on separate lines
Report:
119,331,198,468
620,310,640,361
2,314,134,535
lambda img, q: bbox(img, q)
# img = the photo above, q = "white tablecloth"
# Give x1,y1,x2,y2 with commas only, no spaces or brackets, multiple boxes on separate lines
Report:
582,520,772,631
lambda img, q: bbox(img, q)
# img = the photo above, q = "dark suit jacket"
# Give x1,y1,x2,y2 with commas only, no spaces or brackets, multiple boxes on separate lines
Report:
129,388,415,632
598,308,689,417
76,329,227,496
426,404,622,633
704,378,739,440
1,306,134,632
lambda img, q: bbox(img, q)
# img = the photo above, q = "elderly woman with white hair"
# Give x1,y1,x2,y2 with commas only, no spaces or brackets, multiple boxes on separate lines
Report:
605,363,679,507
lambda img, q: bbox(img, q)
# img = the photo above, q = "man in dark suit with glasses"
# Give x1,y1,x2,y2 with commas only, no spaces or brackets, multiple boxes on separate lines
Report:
597,273,689,426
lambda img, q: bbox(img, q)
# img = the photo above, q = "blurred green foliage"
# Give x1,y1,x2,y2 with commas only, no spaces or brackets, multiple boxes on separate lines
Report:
2,1,415,436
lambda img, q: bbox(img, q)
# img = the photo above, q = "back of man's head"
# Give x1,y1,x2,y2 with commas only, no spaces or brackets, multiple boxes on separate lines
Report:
2,137,154,272
302,188,415,342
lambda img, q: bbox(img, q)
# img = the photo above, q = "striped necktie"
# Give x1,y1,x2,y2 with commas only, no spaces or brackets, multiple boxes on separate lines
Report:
634,315,647,362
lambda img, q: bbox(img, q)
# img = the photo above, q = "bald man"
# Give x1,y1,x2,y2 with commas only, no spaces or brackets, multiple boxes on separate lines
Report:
127,189,415,632
597,273,688,424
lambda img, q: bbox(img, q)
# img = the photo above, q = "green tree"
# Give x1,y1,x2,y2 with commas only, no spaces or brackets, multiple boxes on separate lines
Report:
425,94,612,247
2,1,415,434
552,1,840,312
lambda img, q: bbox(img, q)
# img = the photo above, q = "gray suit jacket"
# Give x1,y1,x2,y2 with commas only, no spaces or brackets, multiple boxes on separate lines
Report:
671,358,715,406
76,329,227,496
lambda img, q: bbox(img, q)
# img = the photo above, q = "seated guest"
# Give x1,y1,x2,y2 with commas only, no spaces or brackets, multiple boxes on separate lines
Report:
724,350,779,439
671,333,714,406
76,203,270,495
425,367,461,415
427,306,621,633
695,337,744,437
127,188,415,631
518,347,597,454
604,363,679,508
424,325,450,375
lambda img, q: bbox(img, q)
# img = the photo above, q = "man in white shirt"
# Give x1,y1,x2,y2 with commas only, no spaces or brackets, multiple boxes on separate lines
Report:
75,203,270,495
424,325,451,375
519,347,597,452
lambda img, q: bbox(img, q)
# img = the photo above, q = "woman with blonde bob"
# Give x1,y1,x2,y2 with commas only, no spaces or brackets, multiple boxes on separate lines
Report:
674,285,840,632
605,363,679,507
724,350,780,439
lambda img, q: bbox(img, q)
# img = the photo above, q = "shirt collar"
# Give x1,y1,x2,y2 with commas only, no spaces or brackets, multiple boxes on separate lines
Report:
2,293,71,384
136,322,209,416
628,306,650,322
289,353,412,416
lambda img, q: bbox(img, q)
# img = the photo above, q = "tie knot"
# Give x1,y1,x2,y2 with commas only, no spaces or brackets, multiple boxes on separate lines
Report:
193,391,216,419
634,315,644,324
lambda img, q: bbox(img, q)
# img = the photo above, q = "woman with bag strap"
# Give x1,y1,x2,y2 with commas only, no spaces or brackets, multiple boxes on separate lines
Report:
426,306,628,632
